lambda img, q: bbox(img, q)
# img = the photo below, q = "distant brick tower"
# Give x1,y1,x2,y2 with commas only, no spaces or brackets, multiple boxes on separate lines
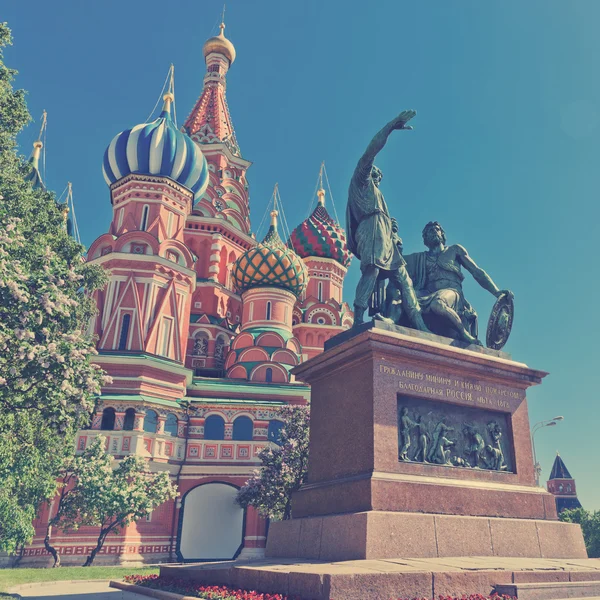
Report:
547,453,582,513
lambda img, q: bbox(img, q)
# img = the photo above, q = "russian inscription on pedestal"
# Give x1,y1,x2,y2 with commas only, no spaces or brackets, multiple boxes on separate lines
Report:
380,363,524,412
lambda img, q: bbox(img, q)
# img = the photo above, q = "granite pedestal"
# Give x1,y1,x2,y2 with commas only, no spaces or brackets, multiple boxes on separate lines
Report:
267,322,585,561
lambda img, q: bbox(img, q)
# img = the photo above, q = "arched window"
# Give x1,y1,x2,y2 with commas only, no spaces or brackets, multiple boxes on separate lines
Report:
248,302,254,321
140,205,149,231
265,367,273,383
117,208,124,229
101,407,116,431
164,413,178,436
232,416,253,441
268,420,284,445
318,281,323,302
266,301,272,321
204,415,225,440
144,409,158,433
193,332,209,357
118,314,131,351
123,408,136,431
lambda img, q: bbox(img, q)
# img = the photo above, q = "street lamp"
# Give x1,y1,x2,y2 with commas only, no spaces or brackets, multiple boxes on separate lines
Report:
531,416,564,486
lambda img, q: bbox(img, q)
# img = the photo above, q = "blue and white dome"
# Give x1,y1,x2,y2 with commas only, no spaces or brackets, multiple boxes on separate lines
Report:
102,93,209,199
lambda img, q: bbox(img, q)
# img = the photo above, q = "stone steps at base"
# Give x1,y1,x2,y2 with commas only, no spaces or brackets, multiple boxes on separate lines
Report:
161,560,600,600
495,581,600,600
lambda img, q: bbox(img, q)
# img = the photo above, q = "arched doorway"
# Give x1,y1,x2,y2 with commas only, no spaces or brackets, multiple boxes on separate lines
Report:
178,482,244,561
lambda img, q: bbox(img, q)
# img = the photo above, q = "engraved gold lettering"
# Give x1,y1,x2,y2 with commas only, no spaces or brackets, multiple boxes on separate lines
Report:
399,381,444,396
380,363,522,405
426,374,451,385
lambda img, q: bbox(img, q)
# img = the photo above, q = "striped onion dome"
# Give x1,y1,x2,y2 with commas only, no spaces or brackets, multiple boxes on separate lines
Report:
232,211,308,297
102,93,209,200
289,188,351,267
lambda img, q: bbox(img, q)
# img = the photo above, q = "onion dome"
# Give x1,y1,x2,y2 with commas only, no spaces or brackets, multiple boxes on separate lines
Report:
203,23,236,65
289,188,351,267
232,211,308,297
25,140,45,191
102,93,209,200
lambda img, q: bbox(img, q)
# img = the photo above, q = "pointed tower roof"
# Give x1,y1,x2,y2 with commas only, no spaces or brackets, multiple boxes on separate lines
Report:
183,22,240,157
549,453,573,479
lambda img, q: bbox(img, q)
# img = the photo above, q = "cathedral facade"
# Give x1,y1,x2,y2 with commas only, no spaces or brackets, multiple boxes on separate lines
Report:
23,24,353,565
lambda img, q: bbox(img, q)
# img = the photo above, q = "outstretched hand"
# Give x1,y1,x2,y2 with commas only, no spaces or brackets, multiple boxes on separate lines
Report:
495,289,514,299
390,109,416,131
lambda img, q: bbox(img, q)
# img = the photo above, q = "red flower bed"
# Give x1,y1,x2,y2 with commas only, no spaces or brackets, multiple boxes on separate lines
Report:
123,575,516,600
123,574,298,599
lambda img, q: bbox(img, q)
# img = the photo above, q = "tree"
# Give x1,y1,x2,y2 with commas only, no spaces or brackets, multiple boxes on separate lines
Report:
56,436,178,566
237,405,309,521
0,23,109,553
560,508,600,558
43,466,75,568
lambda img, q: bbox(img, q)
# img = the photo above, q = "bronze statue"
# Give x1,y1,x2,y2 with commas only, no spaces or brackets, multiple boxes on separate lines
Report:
370,218,404,323
463,423,485,468
405,221,512,345
346,111,429,331
399,407,417,461
427,420,455,464
414,415,429,463
486,445,504,471
486,421,507,470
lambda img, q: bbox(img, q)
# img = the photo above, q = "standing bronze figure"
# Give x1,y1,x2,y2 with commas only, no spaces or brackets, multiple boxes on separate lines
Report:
346,111,429,331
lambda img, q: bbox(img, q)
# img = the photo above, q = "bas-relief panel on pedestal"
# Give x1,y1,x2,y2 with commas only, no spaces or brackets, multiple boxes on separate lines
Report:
397,395,514,473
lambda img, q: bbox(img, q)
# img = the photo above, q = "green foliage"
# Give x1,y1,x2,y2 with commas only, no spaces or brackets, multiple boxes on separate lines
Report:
0,22,108,553
57,436,178,566
237,405,309,521
0,566,158,593
560,507,600,558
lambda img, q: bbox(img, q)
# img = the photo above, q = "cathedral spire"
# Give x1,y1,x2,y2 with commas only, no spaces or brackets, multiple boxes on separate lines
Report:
25,110,47,191
183,21,239,156
317,162,326,206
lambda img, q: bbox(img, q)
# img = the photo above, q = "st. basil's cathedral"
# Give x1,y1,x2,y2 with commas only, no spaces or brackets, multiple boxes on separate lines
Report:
23,23,353,565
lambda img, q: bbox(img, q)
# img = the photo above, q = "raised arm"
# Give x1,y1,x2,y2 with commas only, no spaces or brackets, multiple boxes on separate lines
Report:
456,245,510,298
353,110,417,184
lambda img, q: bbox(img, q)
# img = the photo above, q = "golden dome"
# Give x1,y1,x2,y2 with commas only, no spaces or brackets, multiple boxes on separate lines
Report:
203,23,236,65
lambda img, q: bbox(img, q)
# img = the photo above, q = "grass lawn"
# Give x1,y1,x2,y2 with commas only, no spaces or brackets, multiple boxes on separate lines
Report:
0,565,159,596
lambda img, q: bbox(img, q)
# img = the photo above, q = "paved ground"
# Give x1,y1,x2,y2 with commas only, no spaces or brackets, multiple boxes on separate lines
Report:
16,581,147,599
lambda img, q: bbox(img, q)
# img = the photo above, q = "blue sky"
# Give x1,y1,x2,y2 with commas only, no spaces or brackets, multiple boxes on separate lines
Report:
4,1,599,508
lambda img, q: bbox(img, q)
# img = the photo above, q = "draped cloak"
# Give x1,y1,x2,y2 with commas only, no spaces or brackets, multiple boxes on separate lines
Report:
346,163,405,272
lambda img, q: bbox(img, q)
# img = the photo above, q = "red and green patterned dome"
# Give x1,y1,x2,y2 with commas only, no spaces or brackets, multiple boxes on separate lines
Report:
289,189,351,267
232,211,308,297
